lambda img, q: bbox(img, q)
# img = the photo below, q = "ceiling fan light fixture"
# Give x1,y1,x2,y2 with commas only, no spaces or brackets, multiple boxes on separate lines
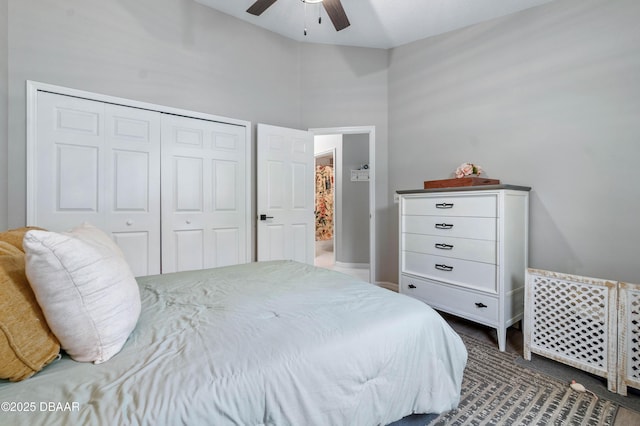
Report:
301,0,323,36
247,0,349,33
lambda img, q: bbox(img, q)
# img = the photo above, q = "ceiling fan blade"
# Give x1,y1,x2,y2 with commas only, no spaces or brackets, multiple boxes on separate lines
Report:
246,0,278,16
322,0,350,31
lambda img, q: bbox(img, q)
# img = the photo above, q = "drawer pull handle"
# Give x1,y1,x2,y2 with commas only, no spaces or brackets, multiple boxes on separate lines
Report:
475,302,488,308
435,264,453,271
435,243,454,250
436,202,454,209
408,284,417,289
435,223,454,229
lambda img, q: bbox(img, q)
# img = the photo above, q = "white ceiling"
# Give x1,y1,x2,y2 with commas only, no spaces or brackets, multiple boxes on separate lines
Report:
194,0,554,49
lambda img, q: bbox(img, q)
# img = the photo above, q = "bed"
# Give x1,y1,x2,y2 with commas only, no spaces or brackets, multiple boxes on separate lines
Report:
0,259,466,425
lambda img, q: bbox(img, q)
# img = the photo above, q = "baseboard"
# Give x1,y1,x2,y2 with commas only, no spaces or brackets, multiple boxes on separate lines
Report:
334,261,369,269
376,281,399,292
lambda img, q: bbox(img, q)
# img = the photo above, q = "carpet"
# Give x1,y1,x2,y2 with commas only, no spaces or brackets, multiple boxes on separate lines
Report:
515,352,640,414
427,333,619,425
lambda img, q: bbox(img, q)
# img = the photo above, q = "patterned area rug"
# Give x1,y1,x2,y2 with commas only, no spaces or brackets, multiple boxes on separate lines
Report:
428,334,619,425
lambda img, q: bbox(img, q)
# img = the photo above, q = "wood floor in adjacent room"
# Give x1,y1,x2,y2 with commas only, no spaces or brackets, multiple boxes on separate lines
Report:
441,312,640,426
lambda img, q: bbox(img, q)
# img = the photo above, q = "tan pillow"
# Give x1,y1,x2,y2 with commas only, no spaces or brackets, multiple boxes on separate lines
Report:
0,241,60,381
0,227,45,252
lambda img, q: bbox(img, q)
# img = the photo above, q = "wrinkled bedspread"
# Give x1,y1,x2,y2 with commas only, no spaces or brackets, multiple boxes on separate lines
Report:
0,260,466,425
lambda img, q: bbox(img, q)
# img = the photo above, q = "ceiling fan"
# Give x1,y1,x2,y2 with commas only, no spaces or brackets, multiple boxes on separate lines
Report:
246,0,351,32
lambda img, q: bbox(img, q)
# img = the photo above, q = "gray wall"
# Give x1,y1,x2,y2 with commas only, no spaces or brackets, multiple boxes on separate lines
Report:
299,44,390,280
0,0,7,230
389,0,640,283
4,0,638,284
6,0,301,227
339,133,369,264
2,0,392,282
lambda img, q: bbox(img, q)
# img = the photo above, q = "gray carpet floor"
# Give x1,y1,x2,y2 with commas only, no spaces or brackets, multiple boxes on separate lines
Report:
443,312,640,424
389,312,640,425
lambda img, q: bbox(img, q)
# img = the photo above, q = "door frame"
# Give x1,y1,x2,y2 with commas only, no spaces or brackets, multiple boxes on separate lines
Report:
26,80,252,263
309,126,376,283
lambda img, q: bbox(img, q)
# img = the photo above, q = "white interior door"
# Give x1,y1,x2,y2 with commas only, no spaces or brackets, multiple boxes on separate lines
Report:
257,123,314,264
161,114,248,273
32,92,161,276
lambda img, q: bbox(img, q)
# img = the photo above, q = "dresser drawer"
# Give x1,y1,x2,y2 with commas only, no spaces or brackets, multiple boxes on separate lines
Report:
403,215,496,241
402,194,497,218
400,274,499,324
403,251,497,293
403,233,496,264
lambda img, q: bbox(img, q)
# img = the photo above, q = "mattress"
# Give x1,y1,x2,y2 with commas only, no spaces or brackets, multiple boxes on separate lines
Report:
0,260,467,425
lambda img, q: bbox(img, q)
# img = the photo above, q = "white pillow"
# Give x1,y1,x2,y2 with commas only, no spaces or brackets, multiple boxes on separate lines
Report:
23,223,141,364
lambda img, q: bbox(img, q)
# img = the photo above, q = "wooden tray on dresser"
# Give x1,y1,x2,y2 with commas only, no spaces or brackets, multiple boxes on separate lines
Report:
424,177,500,189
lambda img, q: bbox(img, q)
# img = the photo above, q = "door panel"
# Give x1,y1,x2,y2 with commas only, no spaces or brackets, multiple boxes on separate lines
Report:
211,228,240,267
292,224,310,263
112,115,151,142
174,156,204,211
292,162,309,208
56,107,100,134
36,93,104,229
105,103,161,276
56,144,99,211
174,127,204,147
257,124,314,264
34,92,161,276
267,161,285,209
112,231,151,277
161,114,247,273
173,229,205,272
113,150,149,211
267,224,286,260
213,160,237,210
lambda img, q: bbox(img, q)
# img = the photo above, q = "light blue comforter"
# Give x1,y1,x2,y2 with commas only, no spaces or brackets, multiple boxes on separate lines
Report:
0,261,467,425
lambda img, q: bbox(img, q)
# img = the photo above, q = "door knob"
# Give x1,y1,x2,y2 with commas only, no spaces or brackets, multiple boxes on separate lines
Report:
260,214,274,221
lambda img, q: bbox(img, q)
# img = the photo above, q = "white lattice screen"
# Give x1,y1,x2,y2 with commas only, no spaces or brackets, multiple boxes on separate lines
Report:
618,282,640,395
524,269,618,392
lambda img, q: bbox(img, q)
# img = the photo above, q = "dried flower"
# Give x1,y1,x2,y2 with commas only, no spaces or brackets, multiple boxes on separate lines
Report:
455,162,483,178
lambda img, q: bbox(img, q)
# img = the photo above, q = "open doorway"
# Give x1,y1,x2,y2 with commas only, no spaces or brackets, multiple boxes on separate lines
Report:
313,130,372,283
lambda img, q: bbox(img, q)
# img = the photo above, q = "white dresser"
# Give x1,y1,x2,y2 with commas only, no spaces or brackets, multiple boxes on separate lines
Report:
398,185,530,351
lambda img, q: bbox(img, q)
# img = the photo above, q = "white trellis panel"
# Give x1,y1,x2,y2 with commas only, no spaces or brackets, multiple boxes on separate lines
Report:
618,282,640,396
524,268,618,393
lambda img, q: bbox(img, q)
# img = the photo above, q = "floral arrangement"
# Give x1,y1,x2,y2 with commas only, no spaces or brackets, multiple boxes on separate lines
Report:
455,162,483,178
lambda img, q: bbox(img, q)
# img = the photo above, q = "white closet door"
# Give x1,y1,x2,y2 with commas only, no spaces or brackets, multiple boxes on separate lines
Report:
161,114,247,273
104,104,161,277
34,92,105,230
32,92,161,276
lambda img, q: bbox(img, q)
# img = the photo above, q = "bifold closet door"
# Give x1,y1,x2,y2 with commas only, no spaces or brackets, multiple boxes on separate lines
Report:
32,92,161,276
161,114,247,273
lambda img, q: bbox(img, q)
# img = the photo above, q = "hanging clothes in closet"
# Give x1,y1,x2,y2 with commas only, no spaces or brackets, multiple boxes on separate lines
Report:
315,165,334,241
